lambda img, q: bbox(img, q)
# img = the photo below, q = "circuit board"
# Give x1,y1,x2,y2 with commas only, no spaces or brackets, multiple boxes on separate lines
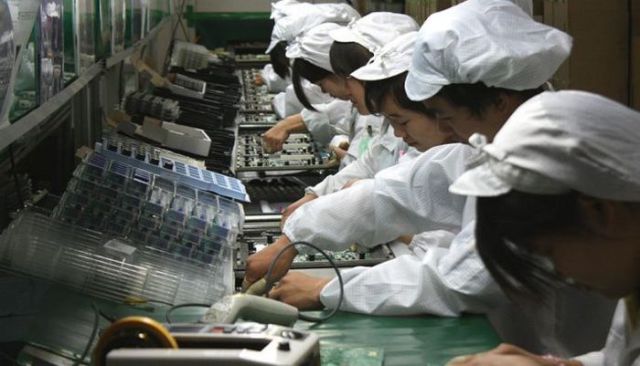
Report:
236,228,395,270
234,131,335,172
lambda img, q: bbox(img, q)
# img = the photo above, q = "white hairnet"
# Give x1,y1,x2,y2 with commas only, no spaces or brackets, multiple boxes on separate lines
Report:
270,0,302,21
285,22,343,72
405,0,572,101
351,31,417,81
330,12,418,53
266,2,360,53
450,90,640,201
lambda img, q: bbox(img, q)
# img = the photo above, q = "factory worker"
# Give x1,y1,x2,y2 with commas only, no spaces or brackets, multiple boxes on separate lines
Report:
270,32,468,311
263,12,418,170
258,1,360,118
445,91,640,366
280,31,454,224
259,0,359,93
247,0,614,356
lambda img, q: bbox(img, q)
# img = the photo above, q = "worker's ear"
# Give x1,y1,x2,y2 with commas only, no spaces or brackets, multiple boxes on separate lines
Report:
577,196,630,238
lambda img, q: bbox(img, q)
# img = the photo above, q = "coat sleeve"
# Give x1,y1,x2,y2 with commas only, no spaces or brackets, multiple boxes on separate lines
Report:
309,130,404,196
260,64,289,93
300,100,352,146
319,224,506,316
282,144,474,251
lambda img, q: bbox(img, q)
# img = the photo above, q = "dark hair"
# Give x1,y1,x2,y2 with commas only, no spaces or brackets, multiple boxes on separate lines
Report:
434,83,544,118
291,58,332,111
329,42,373,77
269,41,290,80
475,191,583,300
364,72,436,118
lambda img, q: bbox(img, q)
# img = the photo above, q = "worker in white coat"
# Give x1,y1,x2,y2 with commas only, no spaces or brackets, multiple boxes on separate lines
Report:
259,0,359,93
246,0,614,357
259,1,360,117
279,31,455,223
445,91,640,366
263,13,418,169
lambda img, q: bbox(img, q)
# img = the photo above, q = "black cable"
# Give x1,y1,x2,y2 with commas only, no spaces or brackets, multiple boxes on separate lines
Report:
8,144,25,208
98,309,116,323
73,302,100,366
264,241,344,323
165,303,211,324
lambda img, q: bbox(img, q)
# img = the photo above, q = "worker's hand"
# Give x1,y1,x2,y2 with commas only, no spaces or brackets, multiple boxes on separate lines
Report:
262,123,289,153
331,145,348,161
268,272,331,310
445,344,583,366
254,74,265,86
281,193,318,229
244,235,298,289
396,234,414,245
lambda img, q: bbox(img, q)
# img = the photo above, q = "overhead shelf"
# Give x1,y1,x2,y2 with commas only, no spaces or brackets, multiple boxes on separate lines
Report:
0,17,173,154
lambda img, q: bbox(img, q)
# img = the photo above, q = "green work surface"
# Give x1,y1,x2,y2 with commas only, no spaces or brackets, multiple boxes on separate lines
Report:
296,312,500,366
321,346,385,366
1,279,500,365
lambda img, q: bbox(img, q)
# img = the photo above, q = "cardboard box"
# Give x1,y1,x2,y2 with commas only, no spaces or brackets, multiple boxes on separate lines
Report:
543,0,630,105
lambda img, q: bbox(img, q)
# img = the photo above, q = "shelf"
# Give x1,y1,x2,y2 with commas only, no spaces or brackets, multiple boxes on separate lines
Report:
0,17,174,154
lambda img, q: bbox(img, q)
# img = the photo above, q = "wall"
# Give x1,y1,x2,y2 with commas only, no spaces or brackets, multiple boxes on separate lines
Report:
543,0,630,105
633,0,640,109
193,0,340,13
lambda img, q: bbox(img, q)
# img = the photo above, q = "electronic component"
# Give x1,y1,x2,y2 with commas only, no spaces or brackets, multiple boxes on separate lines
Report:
96,317,320,366
168,74,207,99
234,53,271,67
96,137,249,202
121,91,181,121
236,112,278,128
236,228,395,271
54,150,245,266
170,40,210,70
234,131,336,173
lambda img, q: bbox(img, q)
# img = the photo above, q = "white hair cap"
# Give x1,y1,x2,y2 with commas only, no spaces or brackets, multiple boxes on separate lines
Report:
285,22,343,72
270,0,302,21
405,0,572,101
450,90,640,201
266,2,360,53
329,12,418,54
351,31,418,81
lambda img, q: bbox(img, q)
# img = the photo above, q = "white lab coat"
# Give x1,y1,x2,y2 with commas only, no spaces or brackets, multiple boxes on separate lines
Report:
576,300,640,365
272,82,333,118
340,111,386,169
260,63,290,93
284,143,615,356
300,99,352,146
308,123,412,196
320,224,502,316
283,143,473,249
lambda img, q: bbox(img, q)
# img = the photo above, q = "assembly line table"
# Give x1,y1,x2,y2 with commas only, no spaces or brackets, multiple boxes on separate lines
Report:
296,312,500,365
1,277,500,365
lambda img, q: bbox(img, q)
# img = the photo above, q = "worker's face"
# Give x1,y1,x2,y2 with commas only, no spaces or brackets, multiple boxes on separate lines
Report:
528,201,640,298
346,77,369,115
315,75,350,100
381,94,455,152
421,97,505,143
